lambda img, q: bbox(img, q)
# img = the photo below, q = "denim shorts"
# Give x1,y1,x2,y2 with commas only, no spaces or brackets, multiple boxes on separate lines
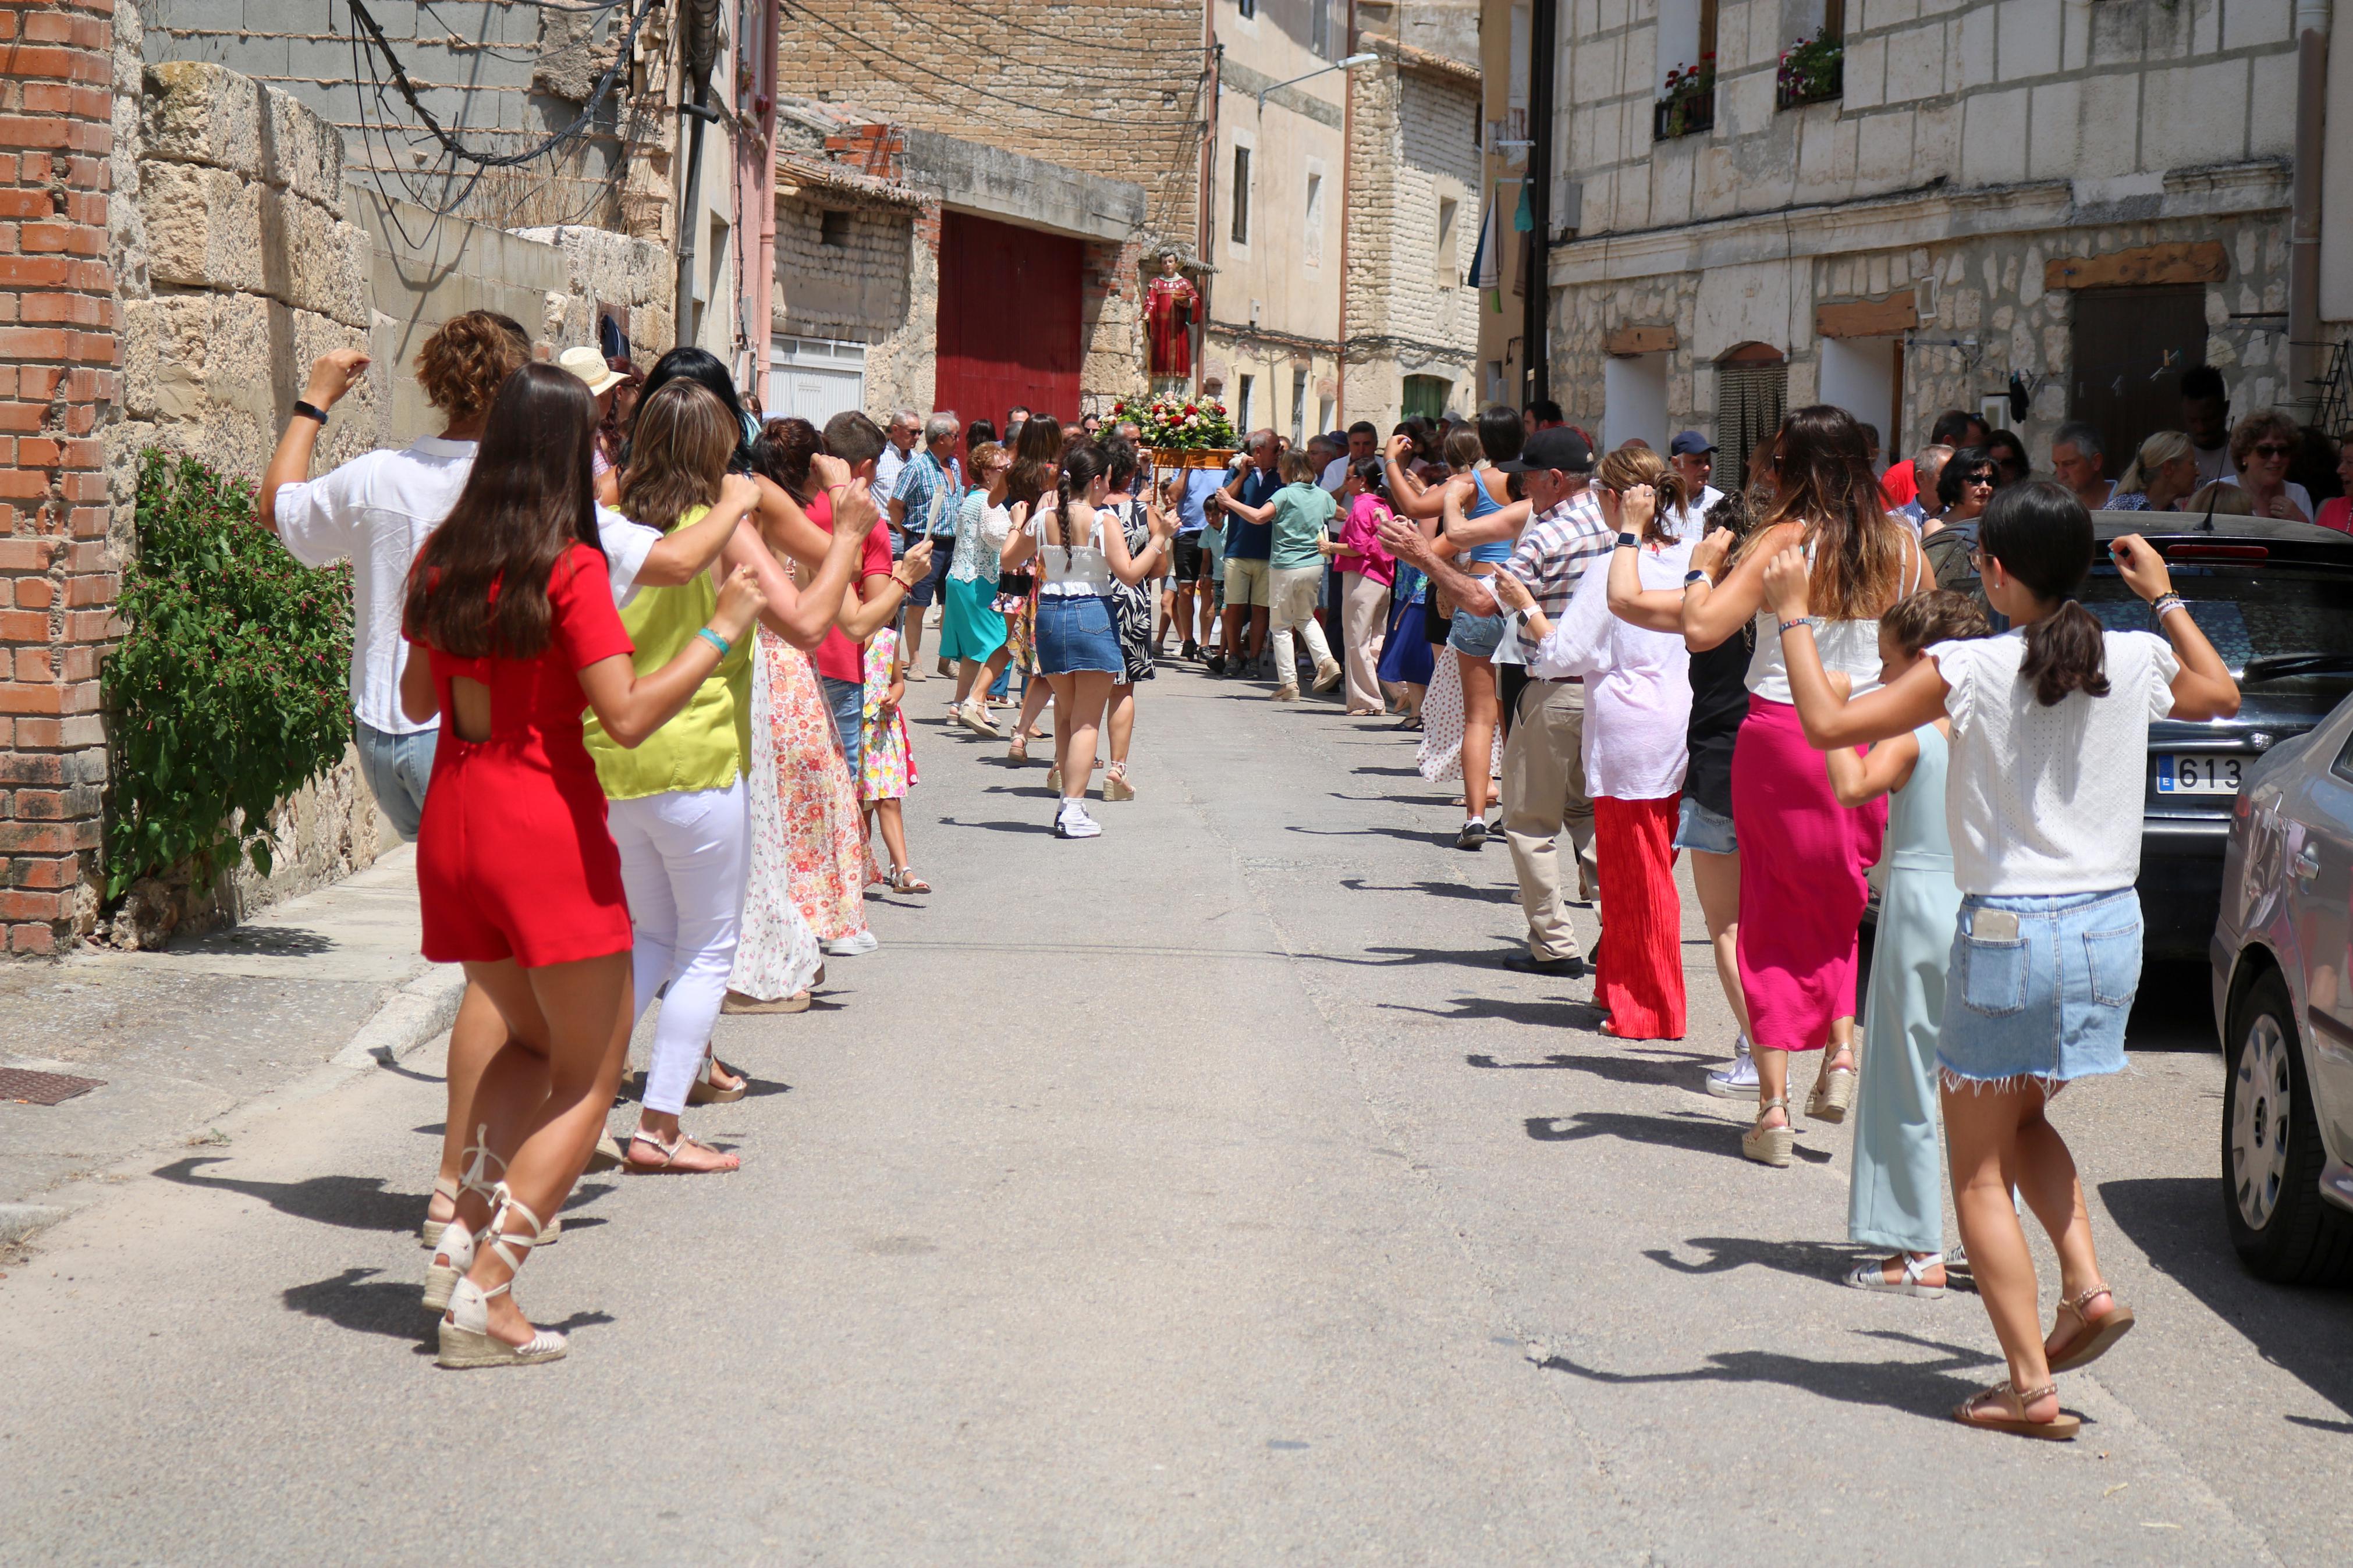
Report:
1938,889,2141,1087
1671,795,1738,856
902,538,954,609
1448,609,1507,657
820,674,865,781
1034,592,1124,676
355,720,437,840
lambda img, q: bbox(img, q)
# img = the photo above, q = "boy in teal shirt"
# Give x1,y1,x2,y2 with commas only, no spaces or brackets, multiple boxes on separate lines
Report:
1223,450,1342,698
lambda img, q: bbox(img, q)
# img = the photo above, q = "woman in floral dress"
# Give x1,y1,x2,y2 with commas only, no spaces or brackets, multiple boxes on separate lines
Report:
859,625,924,891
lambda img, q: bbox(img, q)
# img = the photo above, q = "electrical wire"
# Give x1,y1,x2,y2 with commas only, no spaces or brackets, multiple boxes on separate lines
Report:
795,0,1199,84
815,22,1180,125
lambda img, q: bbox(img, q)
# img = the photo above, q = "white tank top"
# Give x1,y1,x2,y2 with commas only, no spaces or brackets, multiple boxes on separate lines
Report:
1034,509,1115,596
1745,535,1923,702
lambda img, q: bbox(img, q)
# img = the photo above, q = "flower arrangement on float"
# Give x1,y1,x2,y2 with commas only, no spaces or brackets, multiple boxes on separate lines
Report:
1107,393,1238,467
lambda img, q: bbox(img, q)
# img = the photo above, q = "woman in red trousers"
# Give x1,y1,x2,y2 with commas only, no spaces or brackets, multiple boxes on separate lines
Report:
399,363,764,1368
1495,447,1694,1037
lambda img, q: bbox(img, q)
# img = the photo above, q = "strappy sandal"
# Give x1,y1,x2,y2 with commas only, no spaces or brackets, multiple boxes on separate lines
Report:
1741,1097,1795,1167
425,1124,556,1311
624,1126,741,1175
1951,1379,2079,1441
1846,1251,1947,1298
686,1054,748,1104
420,1175,461,1249
436,1189,568,1369
887,867,932,893
1807,1048,1859,1123
2045,1285,2136,1373
1007,736,1029,764
1101,763,1135,802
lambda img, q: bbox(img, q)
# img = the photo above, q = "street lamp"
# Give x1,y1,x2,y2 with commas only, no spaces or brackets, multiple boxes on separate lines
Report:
1257,52,1380,113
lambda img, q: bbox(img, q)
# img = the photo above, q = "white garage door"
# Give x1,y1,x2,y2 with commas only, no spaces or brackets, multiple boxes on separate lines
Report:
768,336,867,426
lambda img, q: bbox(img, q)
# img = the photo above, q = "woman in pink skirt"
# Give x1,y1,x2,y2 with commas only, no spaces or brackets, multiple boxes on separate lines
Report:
1681,407,1929,1165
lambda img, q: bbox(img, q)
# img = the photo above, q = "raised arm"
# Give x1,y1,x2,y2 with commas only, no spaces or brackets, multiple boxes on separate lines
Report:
1376,515,1497,618
579,567,768,747
1102,499,1177,586
1823,696,1922,806
1763,545,1951,748
1384,436,1449,521
258,348,371,532
1443,479,1529,549
2110,534,2241,720
635,473,762,587
1682,520,1801,651
726,496,868,649
1603,488,1695,632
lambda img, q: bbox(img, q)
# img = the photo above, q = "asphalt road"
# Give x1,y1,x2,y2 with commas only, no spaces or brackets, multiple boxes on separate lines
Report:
4,662,2348,1565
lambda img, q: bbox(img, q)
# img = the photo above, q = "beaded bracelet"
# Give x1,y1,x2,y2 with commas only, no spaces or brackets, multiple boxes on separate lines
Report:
2150,592,2186,620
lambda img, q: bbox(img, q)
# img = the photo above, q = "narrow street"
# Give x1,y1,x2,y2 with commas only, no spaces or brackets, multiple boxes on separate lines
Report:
3,666,2347,1565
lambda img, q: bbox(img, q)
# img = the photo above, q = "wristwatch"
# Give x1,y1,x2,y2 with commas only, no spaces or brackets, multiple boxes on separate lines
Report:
1684,569,1708,586
292,400,329,426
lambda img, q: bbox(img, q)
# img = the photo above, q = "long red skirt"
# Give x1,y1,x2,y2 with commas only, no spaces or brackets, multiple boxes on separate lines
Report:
1594,794,1685,1040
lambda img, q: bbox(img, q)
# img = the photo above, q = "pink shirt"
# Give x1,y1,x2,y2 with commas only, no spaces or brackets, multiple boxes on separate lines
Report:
1336,494,1397,585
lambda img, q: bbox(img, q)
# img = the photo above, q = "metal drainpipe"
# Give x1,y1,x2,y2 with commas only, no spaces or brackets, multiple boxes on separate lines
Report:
1200,35,1223,399
673,0,725,346
2288,0,2330,411
1522,0,1556,408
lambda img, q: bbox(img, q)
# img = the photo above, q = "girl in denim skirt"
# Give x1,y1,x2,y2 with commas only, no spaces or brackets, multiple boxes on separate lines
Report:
1765,481,2238,1441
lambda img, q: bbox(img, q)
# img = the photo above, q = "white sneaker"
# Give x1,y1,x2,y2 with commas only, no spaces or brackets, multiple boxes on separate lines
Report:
828,929,880,957
1705,1037,1758,1097
1055,804,1102,840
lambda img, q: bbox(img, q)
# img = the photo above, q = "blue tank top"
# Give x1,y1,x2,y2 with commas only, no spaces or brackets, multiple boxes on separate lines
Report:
1887,723,1955,873
1462,468,1514,564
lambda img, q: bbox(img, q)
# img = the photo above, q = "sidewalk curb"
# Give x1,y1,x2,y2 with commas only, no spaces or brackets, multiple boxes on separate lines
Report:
329,964,469,1070
5,964,466,1253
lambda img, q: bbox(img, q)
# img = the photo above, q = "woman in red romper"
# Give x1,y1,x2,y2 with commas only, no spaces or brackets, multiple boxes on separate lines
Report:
399,364,764,1368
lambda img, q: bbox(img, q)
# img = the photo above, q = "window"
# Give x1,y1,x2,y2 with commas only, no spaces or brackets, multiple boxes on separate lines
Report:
1311,0,1330,58
1775,0,1844,110
1655,0,1719,140
1436,197,1460,282
1402,375,1450,420
1318,394,1336,433
819,209,850,248
1237,374,1255,429
1291,368,1309,446
1716,346,1789,493
1230,145,1251,246
1237,0,1255,18
1304,168,1325,265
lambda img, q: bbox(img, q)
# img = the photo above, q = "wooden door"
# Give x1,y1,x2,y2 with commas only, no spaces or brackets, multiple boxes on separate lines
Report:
935,211,1083,426
2069,286,2207,477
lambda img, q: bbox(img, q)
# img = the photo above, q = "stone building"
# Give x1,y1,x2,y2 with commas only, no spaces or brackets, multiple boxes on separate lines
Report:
1496,1,2352,482
1204,0,1484,438
779,0,1205,421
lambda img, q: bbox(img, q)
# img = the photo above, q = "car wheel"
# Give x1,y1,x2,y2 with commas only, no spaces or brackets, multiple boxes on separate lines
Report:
2222,969,2353,1285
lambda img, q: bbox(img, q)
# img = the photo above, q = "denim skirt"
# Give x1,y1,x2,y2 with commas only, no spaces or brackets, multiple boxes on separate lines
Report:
1938,888,2141,1088
1034,592,1124,676
1447,609,1507,657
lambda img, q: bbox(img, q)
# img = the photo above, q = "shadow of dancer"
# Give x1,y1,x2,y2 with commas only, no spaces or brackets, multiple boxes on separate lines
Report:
1533,1328,2007,1424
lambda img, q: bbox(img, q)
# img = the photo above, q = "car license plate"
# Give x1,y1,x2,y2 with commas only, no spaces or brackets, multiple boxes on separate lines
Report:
2156,753,2244,794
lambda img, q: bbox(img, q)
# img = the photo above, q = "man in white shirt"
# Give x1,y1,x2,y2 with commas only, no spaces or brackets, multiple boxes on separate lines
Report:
1668,431,1726,538
872,409,919,535
2181,365,2233,488
1320,420,1378,492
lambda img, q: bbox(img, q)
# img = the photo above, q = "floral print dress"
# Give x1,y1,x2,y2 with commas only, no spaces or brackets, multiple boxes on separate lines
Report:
859,627,918,803
728,628,867,999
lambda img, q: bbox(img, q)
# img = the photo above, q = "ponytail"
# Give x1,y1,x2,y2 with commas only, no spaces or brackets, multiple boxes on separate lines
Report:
1978,480,2109,707
2018,601,2111,706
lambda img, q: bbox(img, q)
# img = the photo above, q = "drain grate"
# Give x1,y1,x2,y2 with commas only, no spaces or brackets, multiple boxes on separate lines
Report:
0,1069,105,1105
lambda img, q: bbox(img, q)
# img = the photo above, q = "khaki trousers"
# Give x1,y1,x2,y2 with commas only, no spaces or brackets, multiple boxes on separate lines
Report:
1340,570,1389,710
1502,678,1598,961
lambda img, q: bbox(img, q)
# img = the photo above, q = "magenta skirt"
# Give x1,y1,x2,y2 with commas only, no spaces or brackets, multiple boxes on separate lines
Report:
1731,695,1886,1053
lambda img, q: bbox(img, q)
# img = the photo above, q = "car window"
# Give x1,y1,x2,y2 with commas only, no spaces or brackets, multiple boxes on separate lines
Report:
2334,727,2353,786
2081,563,2353,670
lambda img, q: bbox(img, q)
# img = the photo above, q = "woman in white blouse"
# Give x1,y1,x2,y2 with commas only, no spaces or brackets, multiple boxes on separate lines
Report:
1494,446,1694,1039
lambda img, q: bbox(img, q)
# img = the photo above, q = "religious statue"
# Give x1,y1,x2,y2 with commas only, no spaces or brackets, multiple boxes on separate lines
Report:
1144,251,1199,381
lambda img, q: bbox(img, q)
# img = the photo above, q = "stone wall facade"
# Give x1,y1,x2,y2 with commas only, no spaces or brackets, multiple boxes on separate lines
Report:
780,0,1205,262
1549,0,2326,464
1343,35,1484,432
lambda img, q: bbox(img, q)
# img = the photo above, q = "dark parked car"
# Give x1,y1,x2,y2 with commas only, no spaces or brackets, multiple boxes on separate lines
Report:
2209,686,2353,1284
2081,514,2353,958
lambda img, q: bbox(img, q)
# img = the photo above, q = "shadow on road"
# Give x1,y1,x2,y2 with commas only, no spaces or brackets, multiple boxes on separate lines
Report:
1535,1328,2005,1423
1468,1048,1710,1089
1526,1109,1834,1164
156,1157,423,1232
1637,1233,1971,1295
933,817,1057,835
2100,1175,2353,1423
1340,877,1518,904
282,1266,616,1351
1385,995,1603,1029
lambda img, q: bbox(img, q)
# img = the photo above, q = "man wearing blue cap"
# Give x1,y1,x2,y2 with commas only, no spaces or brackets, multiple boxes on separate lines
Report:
1668,430,1725,539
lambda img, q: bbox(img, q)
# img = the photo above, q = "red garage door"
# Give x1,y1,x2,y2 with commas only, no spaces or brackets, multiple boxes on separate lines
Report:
935,211,1082,431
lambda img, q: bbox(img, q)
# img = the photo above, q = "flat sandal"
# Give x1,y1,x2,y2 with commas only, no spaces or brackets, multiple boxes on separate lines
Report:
2046,1285,2136,1373
1952,1379,2079,1441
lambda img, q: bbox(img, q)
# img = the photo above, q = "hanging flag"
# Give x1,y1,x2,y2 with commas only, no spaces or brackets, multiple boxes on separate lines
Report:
1471,194,1500,290
1513,178,1533,233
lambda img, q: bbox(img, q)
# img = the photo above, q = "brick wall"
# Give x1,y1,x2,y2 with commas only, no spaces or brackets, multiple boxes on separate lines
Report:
0,0,120,954
780,1,1205,258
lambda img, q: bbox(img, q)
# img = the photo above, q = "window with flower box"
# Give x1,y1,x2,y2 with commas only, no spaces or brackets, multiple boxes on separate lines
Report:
1775,1,1844,112
1654,0,1717,142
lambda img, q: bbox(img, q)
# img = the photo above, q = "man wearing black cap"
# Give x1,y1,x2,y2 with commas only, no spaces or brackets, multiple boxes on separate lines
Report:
1667,431,1724,539
1382,426,1607,972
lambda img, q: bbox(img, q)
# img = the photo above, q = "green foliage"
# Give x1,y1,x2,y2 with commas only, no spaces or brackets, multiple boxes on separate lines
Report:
103,451,354,898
